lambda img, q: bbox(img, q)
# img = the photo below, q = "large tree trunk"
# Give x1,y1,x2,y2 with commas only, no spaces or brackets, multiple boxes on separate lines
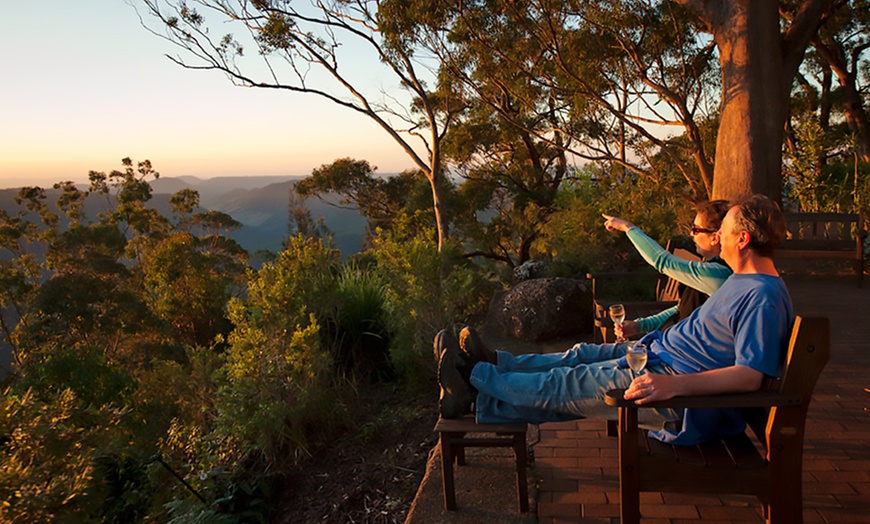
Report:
839,85,870,163
708,2,787,202
679,0,836,204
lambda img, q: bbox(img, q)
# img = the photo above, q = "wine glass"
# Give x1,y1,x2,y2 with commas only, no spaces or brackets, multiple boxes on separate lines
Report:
609,304,626,342
626,342,648,380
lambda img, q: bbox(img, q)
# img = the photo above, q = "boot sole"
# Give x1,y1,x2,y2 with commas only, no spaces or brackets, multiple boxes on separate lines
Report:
459,326,496,364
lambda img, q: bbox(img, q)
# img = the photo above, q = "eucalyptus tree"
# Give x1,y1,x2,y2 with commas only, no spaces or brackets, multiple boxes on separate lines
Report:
383,0,721,204
1,165,164,365
679,0,838,200
295,157,429,240
442,98,572,267
147,188,249,348
138,0,465,251
782,0,869,212
389,0,840,203
375,0,719,272
809,0,870,164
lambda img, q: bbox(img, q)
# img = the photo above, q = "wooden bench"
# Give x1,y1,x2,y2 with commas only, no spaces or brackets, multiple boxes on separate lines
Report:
586,242,700,343
434,415,529,512
604,315,830,524
778,212,865,287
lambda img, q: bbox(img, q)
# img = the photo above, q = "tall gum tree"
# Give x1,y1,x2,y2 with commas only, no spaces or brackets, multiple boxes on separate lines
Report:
677,0,838,201
138,0,461,251
809,0,870,164
399,0,840,204
391,0,728,202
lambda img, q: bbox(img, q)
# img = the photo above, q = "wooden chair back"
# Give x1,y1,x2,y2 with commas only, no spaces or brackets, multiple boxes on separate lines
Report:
783,212,863,251
655,247,701,302
752,316,830,457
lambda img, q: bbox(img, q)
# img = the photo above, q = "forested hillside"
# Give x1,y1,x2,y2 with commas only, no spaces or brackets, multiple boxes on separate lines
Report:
1,176,369,260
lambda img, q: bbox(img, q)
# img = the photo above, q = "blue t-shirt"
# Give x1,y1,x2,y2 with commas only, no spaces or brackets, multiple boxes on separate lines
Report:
654,274,792,376
639,273,793,445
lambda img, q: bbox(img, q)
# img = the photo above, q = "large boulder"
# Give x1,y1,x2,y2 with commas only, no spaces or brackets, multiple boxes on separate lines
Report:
486,277,591,342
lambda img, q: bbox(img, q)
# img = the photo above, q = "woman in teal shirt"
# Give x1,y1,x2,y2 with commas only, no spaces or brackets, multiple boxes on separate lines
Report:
603,200,732,339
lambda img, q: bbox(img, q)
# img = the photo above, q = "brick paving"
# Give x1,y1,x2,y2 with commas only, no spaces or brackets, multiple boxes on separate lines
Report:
534,274,870,523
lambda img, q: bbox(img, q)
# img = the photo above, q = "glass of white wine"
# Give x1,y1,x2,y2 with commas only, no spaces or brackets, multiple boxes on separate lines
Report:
626,342,648,380
609,303,626,342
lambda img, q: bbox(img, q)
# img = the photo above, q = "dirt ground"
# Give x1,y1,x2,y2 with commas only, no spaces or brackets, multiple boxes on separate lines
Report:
265,321,578,524
272,383,440,524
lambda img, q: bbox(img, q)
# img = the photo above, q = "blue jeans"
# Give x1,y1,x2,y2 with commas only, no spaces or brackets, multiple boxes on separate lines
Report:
471,341,680,426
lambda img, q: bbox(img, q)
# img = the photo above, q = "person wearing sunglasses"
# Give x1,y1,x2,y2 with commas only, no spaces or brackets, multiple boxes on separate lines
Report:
602,200,733,340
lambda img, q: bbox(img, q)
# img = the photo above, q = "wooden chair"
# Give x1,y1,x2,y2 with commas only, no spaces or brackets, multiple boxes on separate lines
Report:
604,315,830,524
587,241,701,343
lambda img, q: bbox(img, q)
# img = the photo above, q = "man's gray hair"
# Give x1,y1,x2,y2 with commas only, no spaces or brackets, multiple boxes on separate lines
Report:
730,194,787,257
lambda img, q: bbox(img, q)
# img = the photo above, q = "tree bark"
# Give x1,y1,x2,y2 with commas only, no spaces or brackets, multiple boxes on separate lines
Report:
707,2,787,201
678,0,836,204
428,171,450,250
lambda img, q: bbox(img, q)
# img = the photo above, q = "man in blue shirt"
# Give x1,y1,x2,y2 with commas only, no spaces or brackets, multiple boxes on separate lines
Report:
437,194,793,444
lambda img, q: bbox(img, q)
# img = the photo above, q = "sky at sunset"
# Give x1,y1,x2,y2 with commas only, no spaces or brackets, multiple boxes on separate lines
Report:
0,0,413,189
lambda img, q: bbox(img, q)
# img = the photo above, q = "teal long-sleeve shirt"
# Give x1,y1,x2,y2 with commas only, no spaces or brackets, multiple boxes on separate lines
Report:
625,227,733,333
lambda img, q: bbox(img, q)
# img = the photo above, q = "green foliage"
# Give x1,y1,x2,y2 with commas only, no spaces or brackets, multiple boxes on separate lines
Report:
15,270,152,360
0,387,137,522
143,231,240,348
163,499,238,524
296,158,433,243
784,115,867,214
542,164,694,277
372,230,494,383
323,264,396,381
217,235,345,466
89,451,153,523
18,344,135,407
134,345,225,445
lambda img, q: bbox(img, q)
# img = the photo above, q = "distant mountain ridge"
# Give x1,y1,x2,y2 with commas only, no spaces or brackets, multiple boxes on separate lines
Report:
0,176,368,259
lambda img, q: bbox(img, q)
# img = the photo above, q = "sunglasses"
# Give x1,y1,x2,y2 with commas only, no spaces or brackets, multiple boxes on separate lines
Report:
690,225,717,235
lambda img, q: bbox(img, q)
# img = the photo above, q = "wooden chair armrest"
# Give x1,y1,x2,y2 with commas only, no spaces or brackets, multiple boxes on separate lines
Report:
604,388,803,409
594,300,678,309
586,271,662,280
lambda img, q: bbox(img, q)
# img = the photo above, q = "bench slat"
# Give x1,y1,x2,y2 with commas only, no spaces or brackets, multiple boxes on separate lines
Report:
778,212,865,287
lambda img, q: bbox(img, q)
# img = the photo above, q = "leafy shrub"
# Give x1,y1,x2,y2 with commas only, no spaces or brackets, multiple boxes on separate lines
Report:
17,344,135,407
372,231,494,384
216,236,346,463
323,264,395,382
0,387,137,522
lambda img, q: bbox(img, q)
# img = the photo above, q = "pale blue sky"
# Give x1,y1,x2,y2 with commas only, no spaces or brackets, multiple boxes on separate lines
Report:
0,0,413,189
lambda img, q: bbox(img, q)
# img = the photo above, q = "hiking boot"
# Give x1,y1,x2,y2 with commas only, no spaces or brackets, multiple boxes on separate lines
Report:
433,328,453,365
436,329,473,419
459,326,498,365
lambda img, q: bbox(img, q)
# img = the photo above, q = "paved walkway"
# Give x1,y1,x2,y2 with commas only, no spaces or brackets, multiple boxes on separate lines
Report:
534,274,870,523
407,273,870,523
